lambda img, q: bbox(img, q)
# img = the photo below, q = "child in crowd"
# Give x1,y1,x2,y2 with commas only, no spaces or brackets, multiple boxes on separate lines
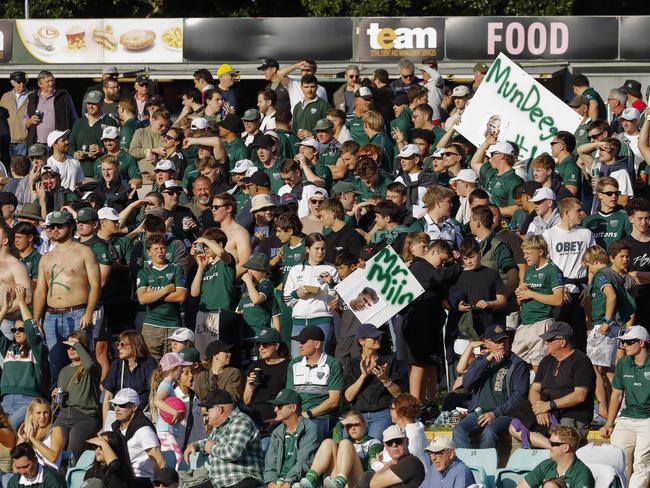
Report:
237,252,279,342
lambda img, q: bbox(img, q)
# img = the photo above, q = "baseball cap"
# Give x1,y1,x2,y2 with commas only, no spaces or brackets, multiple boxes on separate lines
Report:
281,193,299,205
539,321,574,340
153,467,179,485
16,203,43,221
331,181,359,195
163,180,183,192
257,58,279,71
618,325,649,342
28,144,46,157
217,64,238,77
47,129,69,147
86,91,103,105
292,325,325,343
296,138,320,151
218,114,243,134
268,388,302,406
199,389,234,408
97,207,120,221
10,71,27,83
159,352,192,372
256,328,282,344
452,85,470,97
383,425,407,443
486,141,515,157
530,187,556,203
190,117,209,130
355,323,383,340
102,66,119,75
264,130,279,140
40,165,60,176
484,324,509,342
145,95,164,108
243,252,271,273
569,95,589,108
135,74,149,85
250,194,276,213
179,347,200,363
450,169,478,184
242,109,261,122
432,148,445,158
245,171,271,188
621,107,640,121
76,207,99,223
355,86,373,100
47,211,73,225
397,144,422,158
473,63,489,74
155,159,176,172
167,327,195,343
390,94,409,106
101,126,119,140
0,193,17,207
205,340,233,360
425,436,455,453
251,134,274,149
521,180,542,197
111,388,140,406
231,159,256,174
314,118,334,131
620,79,643,98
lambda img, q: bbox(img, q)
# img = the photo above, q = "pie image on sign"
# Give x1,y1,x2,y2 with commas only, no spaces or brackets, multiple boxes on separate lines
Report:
119,29,155,50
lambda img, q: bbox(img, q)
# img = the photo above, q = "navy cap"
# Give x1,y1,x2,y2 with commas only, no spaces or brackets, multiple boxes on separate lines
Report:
356,323,384,340
539,321,574,340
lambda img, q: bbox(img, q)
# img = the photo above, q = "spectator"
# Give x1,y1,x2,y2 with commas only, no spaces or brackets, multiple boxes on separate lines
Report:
129,109,171,174
622,198,650,332
321,198,363,263
117,96,142,150
387,394,428,467
409,185,462,248
422,437,475,488
582,177,632,250
8,443,65,488
194,340,242,404
95,126,142,189
0,71,29,157
16,398,64,470
549,131,580,196
44,129,84,191
572,74,606,121
527,188,561,237
84,431,136,488
390,59,420,97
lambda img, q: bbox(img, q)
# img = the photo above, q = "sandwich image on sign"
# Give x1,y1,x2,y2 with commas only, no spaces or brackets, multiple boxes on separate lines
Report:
93,24,117,51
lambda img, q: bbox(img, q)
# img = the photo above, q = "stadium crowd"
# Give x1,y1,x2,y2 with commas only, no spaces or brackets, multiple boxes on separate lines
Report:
0,57,647,488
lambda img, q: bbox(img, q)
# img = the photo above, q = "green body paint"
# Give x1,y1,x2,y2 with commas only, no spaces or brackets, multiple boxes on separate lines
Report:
48,264,70,297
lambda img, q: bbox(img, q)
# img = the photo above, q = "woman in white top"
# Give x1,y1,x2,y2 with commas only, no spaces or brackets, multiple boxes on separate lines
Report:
17,397,64,470
283,233,339,357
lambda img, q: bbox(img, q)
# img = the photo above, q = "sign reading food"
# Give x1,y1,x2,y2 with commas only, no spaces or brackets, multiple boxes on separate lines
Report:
334,246,424,327
16,18,182,63
456,52,582,161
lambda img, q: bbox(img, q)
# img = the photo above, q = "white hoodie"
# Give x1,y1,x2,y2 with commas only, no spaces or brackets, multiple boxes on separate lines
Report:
283,262,339,319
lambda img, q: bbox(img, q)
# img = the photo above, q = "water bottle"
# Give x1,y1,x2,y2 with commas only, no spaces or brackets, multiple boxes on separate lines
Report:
475,407,483,418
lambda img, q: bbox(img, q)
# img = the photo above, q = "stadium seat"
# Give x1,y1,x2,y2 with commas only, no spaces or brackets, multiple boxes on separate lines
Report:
585,463,620,488
469,465,489,487
456,448,498,487
495,448,550,488
65,449,95,488
577,443,627,488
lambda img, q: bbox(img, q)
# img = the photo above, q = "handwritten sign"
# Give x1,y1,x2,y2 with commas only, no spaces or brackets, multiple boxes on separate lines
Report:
456,52,582,161
335,246,424,327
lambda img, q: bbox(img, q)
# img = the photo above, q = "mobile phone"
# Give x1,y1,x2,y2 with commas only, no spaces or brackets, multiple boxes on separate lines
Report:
194,243,205,254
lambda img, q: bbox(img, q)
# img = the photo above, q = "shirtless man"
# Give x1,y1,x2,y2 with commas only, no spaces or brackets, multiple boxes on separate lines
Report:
211,192,251,277
0,220,32,341
33,210,101,383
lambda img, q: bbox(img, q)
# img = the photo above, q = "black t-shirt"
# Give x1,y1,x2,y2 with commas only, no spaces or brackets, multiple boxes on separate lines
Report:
342,354,400,413
623,235,650,329
325,223,364,262
534,350,595,424
246,358,289,426
85,459,134,488
390,454,426,488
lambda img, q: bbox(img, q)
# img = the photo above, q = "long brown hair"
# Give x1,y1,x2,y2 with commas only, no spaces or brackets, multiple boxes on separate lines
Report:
118,330,151,360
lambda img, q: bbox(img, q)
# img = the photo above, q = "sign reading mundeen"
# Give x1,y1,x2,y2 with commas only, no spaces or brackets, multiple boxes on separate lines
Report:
335,246,424,327
456,52,582,161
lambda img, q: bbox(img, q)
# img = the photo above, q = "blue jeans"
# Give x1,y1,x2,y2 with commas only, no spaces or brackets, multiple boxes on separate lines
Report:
9,143,27,158
312,415,331,441
43,308,89,385
1,394,34,430
291,319,333,358
452,412,512,449
362,409,393,442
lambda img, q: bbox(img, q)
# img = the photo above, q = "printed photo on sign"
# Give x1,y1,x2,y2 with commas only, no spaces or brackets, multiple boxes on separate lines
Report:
336,280,387,324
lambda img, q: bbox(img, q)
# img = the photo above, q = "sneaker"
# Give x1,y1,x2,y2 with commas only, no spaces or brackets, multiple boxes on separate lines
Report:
323,477,344,488
300,479,315,488
292,484,301,488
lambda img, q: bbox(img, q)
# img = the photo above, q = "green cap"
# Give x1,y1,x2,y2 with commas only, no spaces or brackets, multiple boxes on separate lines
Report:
48,211,73,225
179,347,200,363
331,181,359,195
243,252,270,274
473,62,488,74
27,143,46,158
268,388,302,406
256,328,282,344
241,108,261,121
76,207,98,222
86,90,104,105
314,118,334,131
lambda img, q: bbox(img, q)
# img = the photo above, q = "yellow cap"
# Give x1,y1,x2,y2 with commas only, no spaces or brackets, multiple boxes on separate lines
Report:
217,63,237,77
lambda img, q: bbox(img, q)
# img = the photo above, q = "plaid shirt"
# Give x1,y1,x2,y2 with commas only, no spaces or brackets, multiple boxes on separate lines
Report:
197,408,263,487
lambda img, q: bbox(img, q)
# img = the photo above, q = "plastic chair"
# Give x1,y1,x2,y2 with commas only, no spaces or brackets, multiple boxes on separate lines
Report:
456,448,498,487
469,465,489,487
495,449,550,488
66,450,96,488
586,463,620,488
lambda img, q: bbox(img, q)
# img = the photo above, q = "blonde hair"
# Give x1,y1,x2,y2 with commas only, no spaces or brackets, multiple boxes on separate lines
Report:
522,235,549,255
361,111,383,132
23,398,52,442
550,425,581,451
422,185,454,208
148,365,183,423
582,245,609,266
402,232,430,262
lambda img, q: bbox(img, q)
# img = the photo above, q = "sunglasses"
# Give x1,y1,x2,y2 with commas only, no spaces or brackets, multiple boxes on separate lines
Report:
443,152,460,157
65,345,76,351
10,328,25,333
549,440,566,447
344,422,362,429
544,336,563,343
401,74,414,80
212,204,228,210
164,134,180,141
385,439,404,446
550,141,563,146
348,74,359,79
620,339,639,346
599,190,621,197
310,199,324,205
117,341,130,348
47,223,67,229
163,190,181,195
588,131,605,140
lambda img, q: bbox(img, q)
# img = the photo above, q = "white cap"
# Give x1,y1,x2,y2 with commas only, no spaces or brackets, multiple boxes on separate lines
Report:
232,159,256,174
453,338,470,355
383,425,407,443
190,117,209,130
47,129,69,148
101,126,120,140
97,207,120,221
450,168,478,184
619,325,649,342
451,85,470,97
425,436,455,453
486,141,515,156
40,164,60,175
155,159,176,172
397,144,422,158
264,130,279,140
245,166,259,178
530,187,556,203
163,179,183,191
111,388,140,406
621,107,640,121
432,148,445,158
296,138,320,152
357,86,373,98
251,194,277,213
167,327,195,342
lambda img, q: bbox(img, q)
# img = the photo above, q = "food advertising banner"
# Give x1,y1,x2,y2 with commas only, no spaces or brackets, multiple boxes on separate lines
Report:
357,17,445,62
0,21,13,63
14,19,182,63
456,52,582,162
335,246,423,328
